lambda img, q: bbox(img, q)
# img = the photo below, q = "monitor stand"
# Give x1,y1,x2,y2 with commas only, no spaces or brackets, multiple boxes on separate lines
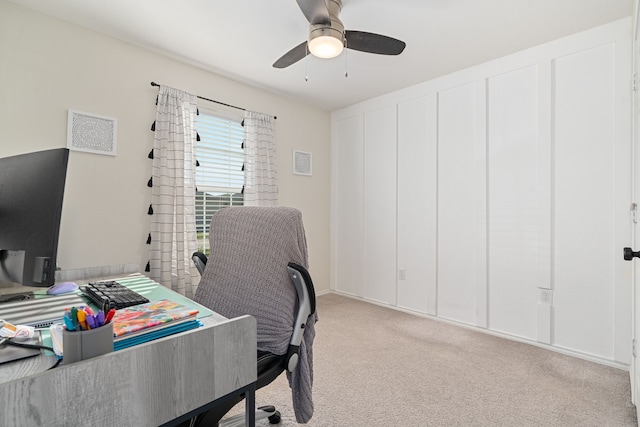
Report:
0,285,36,303
0,249,25,285
0,278,39,302
0,250,37,302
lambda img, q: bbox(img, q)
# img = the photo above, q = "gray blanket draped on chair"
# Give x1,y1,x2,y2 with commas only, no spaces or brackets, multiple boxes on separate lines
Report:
194,206,317,423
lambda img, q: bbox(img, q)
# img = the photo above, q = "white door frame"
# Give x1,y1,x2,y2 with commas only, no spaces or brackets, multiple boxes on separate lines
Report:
631,0,640,416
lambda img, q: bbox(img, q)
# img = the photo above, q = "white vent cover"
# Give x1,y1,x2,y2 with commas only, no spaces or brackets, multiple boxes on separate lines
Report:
67,109,117,156
293,150,312,176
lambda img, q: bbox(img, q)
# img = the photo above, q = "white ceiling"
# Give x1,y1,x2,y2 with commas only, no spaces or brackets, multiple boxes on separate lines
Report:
7,0,634,111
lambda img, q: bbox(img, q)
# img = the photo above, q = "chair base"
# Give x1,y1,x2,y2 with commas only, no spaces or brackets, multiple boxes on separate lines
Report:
219,405,280,427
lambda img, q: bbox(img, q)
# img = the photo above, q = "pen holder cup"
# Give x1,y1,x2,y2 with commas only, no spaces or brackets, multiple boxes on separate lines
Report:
63,322,113,364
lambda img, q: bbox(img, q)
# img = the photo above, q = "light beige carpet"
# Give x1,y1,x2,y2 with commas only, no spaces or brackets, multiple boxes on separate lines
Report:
235,293,637,426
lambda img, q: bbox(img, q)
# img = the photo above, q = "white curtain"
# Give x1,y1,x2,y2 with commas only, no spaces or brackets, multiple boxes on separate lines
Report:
149,85,199,298
243,111,277,206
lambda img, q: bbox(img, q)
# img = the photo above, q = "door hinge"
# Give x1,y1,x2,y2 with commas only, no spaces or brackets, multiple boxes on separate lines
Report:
632,203,638,224
634,339,637,357
634,73,639,92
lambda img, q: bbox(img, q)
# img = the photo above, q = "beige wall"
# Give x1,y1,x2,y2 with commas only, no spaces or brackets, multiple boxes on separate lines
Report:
0,1,330,292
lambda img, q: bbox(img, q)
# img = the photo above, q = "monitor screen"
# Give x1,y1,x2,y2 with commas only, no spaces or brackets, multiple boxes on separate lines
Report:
0,148,69,287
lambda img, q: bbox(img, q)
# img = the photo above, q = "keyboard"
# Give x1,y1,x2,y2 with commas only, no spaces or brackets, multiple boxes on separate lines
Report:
82,280,149,311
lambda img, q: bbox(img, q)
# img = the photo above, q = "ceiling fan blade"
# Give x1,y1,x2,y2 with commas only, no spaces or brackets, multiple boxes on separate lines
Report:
296,0,331,25
345,30,406,55
273,41,310,69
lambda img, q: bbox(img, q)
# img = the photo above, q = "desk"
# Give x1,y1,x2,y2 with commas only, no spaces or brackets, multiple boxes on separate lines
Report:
0,275,257,426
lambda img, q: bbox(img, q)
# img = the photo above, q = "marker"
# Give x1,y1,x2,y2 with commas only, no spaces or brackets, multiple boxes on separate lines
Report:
76,310,87,330
71,307,80,330
104,308,116,324
86,314,95,330
63,315,75,331
96,310,105,327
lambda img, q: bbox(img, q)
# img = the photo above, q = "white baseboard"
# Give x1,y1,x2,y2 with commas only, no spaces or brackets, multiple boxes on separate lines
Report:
55,264,139,282
327,289,630,371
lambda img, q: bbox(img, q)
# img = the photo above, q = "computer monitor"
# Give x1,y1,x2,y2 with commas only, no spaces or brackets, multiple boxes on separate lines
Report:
0,148,69,287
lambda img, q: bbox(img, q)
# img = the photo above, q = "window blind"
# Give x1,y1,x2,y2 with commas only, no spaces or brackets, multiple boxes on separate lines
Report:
195,112,244,254
196,114,244,191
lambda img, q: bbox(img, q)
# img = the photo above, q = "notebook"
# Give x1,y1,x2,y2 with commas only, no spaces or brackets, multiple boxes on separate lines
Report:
113,320,202,351
111,299,199,341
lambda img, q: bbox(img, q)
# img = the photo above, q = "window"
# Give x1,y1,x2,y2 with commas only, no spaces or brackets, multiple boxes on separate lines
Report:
195,111,244,255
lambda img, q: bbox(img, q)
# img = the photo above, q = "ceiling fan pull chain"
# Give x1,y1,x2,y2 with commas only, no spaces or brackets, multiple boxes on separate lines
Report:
305,44,309,81
344,38,348,78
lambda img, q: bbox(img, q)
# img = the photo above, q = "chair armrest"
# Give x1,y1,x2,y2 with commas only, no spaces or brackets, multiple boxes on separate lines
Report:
285,262,316,372
192,252,208,276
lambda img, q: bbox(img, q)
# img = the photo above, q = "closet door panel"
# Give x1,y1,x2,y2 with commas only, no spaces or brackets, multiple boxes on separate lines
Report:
397,95,437,314
487,65,542,340
334,116,364,297
437,83,485,325
363,106,397,305
553,43,620,359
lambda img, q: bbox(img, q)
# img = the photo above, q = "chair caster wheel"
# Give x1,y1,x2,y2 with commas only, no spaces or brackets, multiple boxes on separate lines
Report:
268,411,281,424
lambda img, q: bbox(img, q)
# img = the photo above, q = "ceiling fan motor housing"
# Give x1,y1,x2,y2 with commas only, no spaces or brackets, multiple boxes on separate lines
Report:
308,21,345,44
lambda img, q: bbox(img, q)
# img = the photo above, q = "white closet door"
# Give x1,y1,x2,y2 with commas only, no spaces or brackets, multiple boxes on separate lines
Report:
437,82,487,326
363,106,397,305
333,115,364,297
553,42,631,361
397,95,437,314
487,65,546,341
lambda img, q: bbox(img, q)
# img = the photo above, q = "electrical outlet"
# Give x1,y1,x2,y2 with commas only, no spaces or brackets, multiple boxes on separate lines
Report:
398,268,406,280
540,289,552,304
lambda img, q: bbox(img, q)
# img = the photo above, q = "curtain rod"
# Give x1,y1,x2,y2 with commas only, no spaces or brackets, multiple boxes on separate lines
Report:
150,82,276,119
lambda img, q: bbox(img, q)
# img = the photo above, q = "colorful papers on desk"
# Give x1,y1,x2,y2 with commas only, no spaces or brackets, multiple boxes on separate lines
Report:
112,299,199,340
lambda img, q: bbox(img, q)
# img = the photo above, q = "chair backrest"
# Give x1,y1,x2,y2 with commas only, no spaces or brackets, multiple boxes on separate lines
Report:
193,206,311,356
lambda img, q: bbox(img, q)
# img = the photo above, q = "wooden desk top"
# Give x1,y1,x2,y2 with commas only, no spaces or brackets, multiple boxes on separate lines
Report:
0,276,257,426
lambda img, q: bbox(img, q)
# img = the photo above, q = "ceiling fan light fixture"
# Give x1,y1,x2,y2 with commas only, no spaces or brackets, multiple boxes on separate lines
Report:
273,0,405,69
308,26,344,59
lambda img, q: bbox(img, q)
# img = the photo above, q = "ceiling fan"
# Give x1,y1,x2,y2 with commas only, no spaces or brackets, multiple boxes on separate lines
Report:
273,0,406,69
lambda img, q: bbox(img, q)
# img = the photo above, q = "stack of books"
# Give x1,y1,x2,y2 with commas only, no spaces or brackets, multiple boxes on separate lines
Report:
111,299,200,350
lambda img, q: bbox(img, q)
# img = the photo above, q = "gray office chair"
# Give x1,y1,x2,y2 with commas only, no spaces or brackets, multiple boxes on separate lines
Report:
186,206,317,427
